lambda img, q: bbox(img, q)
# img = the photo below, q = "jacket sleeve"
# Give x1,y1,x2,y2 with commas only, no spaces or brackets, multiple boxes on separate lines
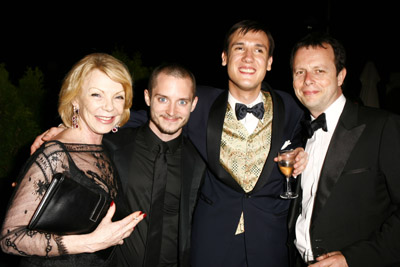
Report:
342,112,400,266
123,109,148,129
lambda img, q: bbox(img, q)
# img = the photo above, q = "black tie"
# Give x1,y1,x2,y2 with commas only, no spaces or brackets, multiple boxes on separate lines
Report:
235,102,265,120
143,142,168,267
303,113,328,139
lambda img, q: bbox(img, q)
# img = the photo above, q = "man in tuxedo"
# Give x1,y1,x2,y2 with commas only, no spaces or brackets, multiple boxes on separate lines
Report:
184,20,306,267
288,33,400,266
125,20,308,266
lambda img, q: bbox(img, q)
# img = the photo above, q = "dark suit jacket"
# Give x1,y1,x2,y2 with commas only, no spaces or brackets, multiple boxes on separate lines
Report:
188,85,304,267
288,100,400,267
103,126,206,267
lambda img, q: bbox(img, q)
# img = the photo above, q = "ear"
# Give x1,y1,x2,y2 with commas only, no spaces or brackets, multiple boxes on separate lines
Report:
221,51,227,66
190,96,198,112
266,56,273,71
71,99,79,110
144,89,151,107
337,67,347,87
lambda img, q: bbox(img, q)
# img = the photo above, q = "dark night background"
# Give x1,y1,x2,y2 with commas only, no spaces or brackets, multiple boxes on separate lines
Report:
2,2,400,118
1,2,399,265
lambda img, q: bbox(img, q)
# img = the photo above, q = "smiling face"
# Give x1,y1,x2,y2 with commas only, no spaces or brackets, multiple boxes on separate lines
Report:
222,29,273,100
144,73,198,142
292,44,346,118
73,69,125,140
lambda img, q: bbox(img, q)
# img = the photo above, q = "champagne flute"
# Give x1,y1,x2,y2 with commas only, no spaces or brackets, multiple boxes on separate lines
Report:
278,149,298,199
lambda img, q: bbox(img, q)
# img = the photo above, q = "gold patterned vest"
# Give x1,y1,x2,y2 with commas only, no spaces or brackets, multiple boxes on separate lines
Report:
220,91,273,234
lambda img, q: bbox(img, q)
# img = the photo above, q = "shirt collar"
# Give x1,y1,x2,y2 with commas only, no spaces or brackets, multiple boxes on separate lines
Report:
144,123,183,154
228,91,264,119
311,94,346,133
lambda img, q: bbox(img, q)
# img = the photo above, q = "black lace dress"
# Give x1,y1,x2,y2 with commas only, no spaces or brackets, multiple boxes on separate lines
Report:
0,140,123,266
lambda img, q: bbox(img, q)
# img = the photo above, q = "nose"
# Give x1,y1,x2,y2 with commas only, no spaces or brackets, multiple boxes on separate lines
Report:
242,49,254,63
165,103,176,116
304,72,314,86
103,98,114,112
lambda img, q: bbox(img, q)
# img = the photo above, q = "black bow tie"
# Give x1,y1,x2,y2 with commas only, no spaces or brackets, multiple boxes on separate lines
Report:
303,113,328,138
235,102,265,120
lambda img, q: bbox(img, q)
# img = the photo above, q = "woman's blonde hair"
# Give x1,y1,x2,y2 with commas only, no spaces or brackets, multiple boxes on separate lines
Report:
58,53,133,128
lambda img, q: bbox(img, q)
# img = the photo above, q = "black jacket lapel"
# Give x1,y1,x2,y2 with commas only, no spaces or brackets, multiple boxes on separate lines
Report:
311,101,366,225
252,88,285,192
179,138,206,264
206,90,244,192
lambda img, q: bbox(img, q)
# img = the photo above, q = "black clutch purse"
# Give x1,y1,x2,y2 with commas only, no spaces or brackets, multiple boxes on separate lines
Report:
28,173,111,235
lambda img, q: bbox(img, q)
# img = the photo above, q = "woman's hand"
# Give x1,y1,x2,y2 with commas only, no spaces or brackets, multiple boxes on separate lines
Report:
63,202,146,254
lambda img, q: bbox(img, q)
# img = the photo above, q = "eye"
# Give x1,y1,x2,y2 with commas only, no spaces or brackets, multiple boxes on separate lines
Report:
158,97,167,103
91,93,101,97
115,95,125,100
294,70,304,76
233,46,244,52
178,100,188,105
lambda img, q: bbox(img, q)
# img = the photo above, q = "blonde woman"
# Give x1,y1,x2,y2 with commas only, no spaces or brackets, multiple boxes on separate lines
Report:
0,53,145,266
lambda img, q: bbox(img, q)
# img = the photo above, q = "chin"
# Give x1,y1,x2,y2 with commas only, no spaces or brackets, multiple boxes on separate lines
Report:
95,127,115,135
160,127,180,135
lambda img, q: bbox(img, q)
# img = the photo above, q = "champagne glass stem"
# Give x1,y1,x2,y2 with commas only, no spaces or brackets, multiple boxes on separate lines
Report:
286,177,292,194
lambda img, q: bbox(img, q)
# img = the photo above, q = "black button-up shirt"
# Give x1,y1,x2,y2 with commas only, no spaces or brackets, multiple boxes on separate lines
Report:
122,124,182,266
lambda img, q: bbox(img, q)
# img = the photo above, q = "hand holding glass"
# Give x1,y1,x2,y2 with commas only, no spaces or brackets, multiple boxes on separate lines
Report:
278,149,298,199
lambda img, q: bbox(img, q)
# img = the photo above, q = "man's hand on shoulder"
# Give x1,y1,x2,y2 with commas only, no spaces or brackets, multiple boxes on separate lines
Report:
30,126,66,155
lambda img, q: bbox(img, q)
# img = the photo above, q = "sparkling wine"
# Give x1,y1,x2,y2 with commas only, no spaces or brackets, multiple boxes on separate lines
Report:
278,161,294,177
278,149,298,199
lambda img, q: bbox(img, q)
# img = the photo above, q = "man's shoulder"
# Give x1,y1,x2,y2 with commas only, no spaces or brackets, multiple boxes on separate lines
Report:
271,89,303,111
191,85,226,118
182,136,206,166
196,85,225,98
182,136,199,153
103,127,139,150
355,103,400,126
272,88,295,101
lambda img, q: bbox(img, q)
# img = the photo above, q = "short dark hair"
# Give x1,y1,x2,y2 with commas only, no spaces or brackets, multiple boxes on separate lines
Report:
147,63,196,99
223,20,275,58
290,32,346,75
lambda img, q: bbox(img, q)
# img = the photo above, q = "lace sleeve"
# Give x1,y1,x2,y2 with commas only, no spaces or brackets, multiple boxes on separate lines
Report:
0,147,69,257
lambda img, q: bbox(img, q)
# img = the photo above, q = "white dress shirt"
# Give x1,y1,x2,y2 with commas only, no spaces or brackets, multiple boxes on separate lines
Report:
295,94,346,261
228,92,264,134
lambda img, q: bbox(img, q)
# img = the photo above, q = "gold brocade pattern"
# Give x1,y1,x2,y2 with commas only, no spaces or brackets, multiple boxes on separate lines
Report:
220,91,273,234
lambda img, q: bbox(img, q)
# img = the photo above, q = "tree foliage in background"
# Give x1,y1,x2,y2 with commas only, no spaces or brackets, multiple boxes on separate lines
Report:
0,64,44,182
112,49,153,85
19,67,46,126
112,49,153,110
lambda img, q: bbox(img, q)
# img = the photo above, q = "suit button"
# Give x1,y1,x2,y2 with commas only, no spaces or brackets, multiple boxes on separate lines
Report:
245,193,251,198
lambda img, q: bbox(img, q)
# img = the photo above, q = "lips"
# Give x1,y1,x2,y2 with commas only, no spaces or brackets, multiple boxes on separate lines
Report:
239,67,256,74
95,116,115,124
303,90,319,96
161,115,180,122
